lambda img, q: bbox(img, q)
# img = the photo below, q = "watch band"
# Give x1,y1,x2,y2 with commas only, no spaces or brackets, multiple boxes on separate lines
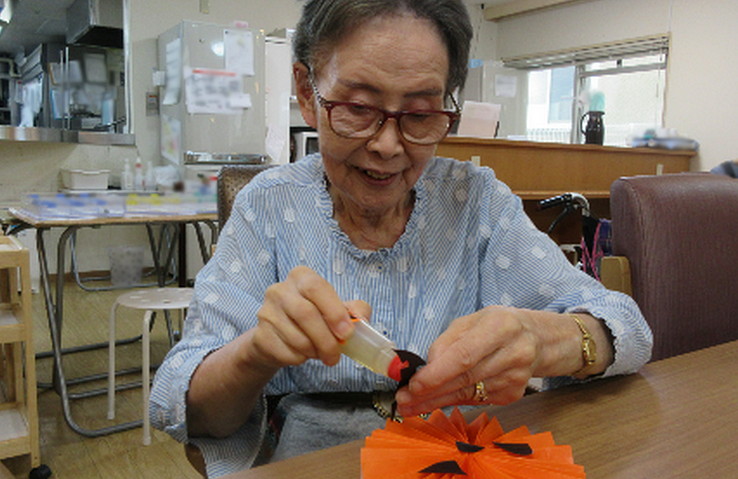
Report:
567,313,597,377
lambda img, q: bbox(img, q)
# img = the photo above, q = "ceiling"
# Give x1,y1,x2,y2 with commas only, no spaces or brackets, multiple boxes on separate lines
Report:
0,0,77,57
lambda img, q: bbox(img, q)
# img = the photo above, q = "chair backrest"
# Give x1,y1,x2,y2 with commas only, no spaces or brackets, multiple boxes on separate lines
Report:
217,164,275,232
611,173,738,361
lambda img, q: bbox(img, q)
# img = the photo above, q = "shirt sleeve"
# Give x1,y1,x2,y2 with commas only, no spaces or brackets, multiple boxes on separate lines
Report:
476,175,653,384
149,180,290,476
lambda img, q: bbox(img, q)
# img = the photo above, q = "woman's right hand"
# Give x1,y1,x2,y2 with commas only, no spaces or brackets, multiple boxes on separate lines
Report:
249,265,368,370
187,266,368,438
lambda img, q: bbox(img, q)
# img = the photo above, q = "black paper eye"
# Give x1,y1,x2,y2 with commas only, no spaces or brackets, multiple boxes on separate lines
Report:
493,442,533,456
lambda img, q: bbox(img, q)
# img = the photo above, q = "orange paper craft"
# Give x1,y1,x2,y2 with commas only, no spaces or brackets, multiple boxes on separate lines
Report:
361,408,586,479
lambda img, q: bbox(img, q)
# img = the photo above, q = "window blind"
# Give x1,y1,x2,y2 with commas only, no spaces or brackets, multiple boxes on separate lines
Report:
502,34,670,70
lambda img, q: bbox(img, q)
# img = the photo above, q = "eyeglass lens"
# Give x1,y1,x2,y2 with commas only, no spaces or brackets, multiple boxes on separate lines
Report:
328,104,455,145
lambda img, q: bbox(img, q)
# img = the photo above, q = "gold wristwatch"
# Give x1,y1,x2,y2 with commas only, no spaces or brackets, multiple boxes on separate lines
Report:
567,313,597,377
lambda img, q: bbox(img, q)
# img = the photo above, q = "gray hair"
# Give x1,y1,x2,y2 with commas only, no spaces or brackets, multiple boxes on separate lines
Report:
293,0,473,95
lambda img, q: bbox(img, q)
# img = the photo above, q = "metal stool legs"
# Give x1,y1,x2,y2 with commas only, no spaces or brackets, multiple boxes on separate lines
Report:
108,302,163,445
108,288,192,445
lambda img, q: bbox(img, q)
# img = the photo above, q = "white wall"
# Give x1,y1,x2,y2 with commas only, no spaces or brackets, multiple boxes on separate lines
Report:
0,142,135,207
665,1,738,171
468,2,498,61
493,0,738,171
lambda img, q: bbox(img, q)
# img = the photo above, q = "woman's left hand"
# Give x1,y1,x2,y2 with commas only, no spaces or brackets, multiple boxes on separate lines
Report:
394,306,537,416
394,306,610,417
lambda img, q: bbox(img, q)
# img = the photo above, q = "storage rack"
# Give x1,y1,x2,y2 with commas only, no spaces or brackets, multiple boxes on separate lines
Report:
0,236,45,476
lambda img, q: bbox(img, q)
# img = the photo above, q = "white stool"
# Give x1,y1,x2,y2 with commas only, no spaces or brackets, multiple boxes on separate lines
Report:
108,287,193,445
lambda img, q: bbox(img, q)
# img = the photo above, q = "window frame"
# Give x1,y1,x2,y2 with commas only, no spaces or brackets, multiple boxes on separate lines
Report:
502,34,669,145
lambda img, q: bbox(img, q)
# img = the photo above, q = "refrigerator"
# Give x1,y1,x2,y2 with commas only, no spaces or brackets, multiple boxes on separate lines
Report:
157,21,291,171
157,21,292,281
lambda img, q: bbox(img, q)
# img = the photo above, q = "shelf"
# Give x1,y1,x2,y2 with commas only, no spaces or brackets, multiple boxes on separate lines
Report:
0,307,25,343
515,190,611,200
0,126,135,145
0,408,32,460
0,236,29,269
0,234,40,469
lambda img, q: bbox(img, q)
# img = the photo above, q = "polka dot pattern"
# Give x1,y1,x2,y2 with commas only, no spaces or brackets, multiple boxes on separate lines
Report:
150,155,652,478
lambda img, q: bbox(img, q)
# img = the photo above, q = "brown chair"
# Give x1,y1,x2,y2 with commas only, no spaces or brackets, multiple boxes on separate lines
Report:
217,164,276,233
608,173,738,361
185,163,275,477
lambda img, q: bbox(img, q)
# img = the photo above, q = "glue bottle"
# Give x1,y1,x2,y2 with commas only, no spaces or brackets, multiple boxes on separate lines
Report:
340,313,404,382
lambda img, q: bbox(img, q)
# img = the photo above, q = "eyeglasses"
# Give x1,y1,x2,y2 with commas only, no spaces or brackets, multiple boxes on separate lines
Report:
309,76,460,145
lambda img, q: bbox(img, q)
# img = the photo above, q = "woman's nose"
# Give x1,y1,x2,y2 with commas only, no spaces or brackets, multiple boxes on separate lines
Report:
366,119,405,158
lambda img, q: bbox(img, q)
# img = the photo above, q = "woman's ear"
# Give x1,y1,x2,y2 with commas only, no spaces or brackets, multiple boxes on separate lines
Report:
293,62,318,129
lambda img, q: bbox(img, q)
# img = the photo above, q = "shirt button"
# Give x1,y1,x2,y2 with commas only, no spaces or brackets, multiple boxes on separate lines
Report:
397,256,408,272
369,263,382,278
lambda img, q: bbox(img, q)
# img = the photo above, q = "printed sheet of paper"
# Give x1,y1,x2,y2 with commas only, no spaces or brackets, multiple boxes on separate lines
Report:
457,101,501,139
184,67,244,115
160,114,182,164
163,38,182,105
224,29,254,76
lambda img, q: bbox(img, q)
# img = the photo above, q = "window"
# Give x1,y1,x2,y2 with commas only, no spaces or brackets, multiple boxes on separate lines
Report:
526,67,575,143
503,35,669,146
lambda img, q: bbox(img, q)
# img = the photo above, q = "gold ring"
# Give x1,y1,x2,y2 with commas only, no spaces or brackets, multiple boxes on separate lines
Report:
473,381,488,402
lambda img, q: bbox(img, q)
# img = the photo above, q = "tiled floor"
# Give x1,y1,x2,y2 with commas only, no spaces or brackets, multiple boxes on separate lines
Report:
3,278,201,479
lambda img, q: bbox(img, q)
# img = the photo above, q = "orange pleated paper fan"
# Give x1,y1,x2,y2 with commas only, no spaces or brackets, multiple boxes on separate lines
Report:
361,408,585,479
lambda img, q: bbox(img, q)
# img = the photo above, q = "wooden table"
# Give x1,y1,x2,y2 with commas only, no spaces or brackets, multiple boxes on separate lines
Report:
7,207,217,437
225,341,738,479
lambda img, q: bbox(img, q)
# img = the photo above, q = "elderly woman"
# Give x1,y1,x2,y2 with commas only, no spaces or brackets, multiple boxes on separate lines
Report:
151,0,652,476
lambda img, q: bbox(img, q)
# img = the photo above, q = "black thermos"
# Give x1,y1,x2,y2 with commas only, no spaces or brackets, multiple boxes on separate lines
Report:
581,111,604,145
